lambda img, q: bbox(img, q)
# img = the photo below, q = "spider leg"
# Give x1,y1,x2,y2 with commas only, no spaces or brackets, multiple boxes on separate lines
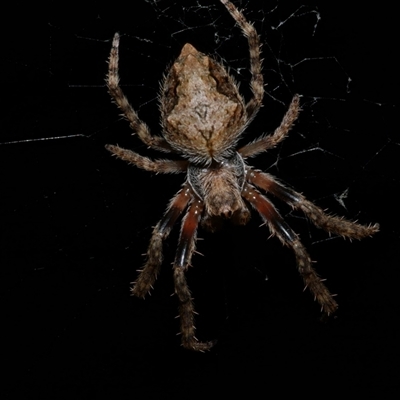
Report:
242,183,338,315
132,185,192,297
239,95,301,158
247,169,380,238
220,0,263,120
173,198,216,351
108,33,173,153
106,144,188,174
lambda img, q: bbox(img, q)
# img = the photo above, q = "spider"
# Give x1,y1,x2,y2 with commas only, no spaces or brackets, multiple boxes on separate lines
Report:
106,0,379,351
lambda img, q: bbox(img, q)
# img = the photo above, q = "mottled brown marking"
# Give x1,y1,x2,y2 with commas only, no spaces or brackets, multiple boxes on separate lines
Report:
162,43,246,162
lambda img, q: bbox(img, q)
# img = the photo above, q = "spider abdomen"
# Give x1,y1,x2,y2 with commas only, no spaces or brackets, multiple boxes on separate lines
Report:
161,43,247,163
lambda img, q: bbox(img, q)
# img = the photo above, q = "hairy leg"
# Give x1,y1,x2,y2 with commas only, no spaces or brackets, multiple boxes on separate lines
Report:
173,198,216,351
242,183,338,315
239,95,301,158
132,185,192,297
106,144,188,174
220,0,263,119
108,32,172,152
247,169,380,238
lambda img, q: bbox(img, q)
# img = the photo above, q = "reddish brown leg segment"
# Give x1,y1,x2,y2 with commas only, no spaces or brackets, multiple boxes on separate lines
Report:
242,184,338,314
132,185,192,297
247,169,380,238
173,198,216,351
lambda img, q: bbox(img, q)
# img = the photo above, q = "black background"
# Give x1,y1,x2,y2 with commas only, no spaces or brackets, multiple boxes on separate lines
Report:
2,0,398,397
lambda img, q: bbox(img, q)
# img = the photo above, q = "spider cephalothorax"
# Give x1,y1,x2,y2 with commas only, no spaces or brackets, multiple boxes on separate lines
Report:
106,0,379,351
